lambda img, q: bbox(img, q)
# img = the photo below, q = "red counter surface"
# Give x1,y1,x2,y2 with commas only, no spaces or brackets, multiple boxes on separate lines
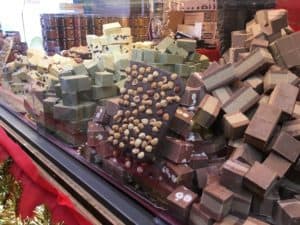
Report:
277,0,300,31
0,127,93,225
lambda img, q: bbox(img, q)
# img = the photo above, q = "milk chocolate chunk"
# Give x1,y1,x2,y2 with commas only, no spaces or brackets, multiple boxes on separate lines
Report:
220,160,250,191
293,102,300,119
252,190,280,218
282,119,300,140
270,31,300,68
189,203,215,225
231,190,253,218
231,30,251,48
234,48,274,80
271,131,300,163
194,95,221,129
269,83,299,116
167,186,198,221
160,136,193,164
242,217,270,225
60,75,91,93
202,64,236,92
212,87,233,105
200,183,234,221
222,87,260,115
162,162,194,188
275,199,300,225
230,144,263,166
244,162,278,197
186,72,204,88
263,67,299,93
189,152,208,170
263,152,292,178
245,76,264,94
169,107,194,138
245,103,281,151
213,215,242,225
181,86,206,107
196,166,220,190
223,112,249,140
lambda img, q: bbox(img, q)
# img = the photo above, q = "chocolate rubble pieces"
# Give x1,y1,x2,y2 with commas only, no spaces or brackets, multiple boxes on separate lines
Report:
81,8,300,225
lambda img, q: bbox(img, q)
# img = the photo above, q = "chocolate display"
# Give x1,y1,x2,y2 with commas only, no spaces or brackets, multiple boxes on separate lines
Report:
2,8,300,225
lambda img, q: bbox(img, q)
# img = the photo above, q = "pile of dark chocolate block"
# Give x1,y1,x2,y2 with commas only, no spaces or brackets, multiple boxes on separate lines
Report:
86,9,300,225
217,0,275,53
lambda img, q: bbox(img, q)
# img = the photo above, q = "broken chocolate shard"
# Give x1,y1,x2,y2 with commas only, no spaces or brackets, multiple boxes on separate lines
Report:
268,83,299,116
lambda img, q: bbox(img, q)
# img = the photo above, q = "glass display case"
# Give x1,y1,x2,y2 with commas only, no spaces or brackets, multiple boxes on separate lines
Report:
1,1,300,225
